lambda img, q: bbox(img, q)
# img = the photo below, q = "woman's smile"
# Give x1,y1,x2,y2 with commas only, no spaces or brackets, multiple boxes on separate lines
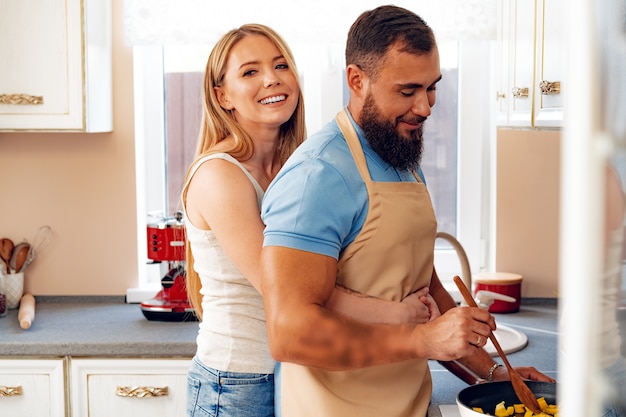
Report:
259,94,287,105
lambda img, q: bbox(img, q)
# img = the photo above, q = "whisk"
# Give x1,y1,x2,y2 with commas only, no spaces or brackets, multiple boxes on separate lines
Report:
21,225,54,272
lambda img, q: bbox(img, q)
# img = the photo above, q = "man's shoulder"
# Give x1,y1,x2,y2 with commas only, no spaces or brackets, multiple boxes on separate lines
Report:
293,120,349,161
303,119,342,145
273,119,360,191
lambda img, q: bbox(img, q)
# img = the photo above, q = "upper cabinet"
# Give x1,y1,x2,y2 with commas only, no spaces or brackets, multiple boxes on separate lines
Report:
0,0,112,132
495,0,564,128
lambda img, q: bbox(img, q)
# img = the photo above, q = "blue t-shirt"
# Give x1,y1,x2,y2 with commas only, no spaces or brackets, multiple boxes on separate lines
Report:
261,109,425,260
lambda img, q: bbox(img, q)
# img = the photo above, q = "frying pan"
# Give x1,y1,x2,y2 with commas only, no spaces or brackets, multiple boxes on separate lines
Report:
457,381,557,417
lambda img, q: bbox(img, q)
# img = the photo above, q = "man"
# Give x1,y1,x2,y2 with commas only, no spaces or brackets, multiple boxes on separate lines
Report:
260,5,554,417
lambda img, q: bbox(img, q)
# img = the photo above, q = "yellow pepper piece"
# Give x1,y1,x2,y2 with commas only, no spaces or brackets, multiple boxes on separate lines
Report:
494,401,508,417
494,402,516,416
478,398,558,417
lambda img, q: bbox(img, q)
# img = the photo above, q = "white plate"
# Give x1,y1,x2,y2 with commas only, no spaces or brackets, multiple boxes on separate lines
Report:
484,324,528,356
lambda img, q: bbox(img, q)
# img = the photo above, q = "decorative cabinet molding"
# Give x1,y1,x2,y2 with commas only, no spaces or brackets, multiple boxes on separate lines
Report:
495,0,564,128
0,0,112,132
0,358,67,417
70,358,191,417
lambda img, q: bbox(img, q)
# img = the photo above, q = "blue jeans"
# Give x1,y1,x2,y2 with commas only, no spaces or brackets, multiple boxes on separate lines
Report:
274,362,282,417
187,356,274,417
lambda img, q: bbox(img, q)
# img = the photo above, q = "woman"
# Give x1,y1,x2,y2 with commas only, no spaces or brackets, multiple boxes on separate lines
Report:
182,24,439,417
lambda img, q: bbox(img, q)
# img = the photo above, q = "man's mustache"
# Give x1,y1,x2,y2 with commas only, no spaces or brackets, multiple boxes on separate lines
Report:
398,116,427,125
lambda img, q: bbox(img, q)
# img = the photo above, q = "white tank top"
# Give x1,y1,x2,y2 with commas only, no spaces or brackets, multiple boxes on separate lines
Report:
182,152,274,373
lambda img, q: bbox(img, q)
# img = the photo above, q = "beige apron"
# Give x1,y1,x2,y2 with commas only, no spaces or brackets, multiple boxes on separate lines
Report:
280,109,438,417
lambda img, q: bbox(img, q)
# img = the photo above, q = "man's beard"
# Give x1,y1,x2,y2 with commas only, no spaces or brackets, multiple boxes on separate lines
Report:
359,93,424,171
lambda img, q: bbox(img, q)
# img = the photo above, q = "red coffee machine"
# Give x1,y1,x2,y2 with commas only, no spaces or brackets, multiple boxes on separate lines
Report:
140,211,197,322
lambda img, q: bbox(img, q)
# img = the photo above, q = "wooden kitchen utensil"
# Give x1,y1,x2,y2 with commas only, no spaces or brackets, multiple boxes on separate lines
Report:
18,293,36,329
453,275,542,414
10,242,30,273
0,238,14,273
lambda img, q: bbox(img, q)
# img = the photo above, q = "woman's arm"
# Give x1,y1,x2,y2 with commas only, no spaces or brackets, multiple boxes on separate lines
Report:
185,158,267,293
326,285,441,324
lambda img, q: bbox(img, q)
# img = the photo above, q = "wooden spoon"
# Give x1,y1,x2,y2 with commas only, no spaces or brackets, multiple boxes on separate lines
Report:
0,238,14,273
453,275,542,414
10,242,31,273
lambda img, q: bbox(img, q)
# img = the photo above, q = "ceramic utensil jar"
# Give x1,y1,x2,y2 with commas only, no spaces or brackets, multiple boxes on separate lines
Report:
4,272,24,310
0,274,8,317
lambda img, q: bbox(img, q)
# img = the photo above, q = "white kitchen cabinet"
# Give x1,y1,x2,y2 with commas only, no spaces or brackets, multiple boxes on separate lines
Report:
0,358,67,417
495,0,564,128
533,0,565,127
0,0,112,132
70,358,191,417
494,0,513,126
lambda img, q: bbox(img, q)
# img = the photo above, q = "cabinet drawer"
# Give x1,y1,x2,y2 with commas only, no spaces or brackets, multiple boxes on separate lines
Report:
71,358,191,417
0,358,67,417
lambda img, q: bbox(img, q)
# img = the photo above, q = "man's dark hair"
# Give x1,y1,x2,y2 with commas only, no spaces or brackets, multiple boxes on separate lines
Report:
346,5,436,80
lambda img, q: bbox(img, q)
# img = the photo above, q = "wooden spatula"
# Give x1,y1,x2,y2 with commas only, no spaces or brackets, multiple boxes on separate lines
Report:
0,238,14,273
453,276,542,414
10,242,31,273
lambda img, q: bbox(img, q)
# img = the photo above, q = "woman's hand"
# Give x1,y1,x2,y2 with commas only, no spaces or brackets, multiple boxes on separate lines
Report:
513,366,556,383
326,285,441,325
400,286,441,323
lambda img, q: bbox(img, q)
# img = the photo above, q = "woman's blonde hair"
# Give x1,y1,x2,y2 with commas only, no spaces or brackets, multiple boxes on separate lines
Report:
182,24,306,320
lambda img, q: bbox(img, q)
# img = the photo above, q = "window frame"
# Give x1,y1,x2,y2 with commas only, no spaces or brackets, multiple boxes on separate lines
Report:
127,41,495,303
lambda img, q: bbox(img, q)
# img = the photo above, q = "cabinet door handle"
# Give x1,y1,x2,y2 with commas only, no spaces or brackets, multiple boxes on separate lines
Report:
0,385,23,397
0,94,44,105
539,80,561,95
116,386,169,397
511,87,529,98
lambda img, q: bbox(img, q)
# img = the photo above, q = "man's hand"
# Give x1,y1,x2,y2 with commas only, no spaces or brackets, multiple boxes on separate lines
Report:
411,306,495,361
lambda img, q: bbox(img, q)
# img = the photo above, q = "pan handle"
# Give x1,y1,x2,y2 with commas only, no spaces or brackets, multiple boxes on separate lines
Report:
437,360,482,385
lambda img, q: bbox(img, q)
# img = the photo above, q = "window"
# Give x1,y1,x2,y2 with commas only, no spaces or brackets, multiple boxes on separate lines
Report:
128,41,494,302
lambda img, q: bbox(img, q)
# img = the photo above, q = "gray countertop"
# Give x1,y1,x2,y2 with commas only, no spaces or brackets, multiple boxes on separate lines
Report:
0,296,198,357
0,296,558,417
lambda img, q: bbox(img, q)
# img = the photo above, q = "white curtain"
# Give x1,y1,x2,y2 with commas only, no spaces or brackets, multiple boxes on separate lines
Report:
124,0,497,46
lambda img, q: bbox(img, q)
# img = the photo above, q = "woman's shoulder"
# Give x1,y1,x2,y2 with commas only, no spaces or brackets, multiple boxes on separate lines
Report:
194,151,238,166
191,152,247,175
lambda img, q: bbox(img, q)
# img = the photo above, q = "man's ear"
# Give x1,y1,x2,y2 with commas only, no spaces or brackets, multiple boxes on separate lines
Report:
346,64,368,99
346,64,367,94
214,86,233,110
